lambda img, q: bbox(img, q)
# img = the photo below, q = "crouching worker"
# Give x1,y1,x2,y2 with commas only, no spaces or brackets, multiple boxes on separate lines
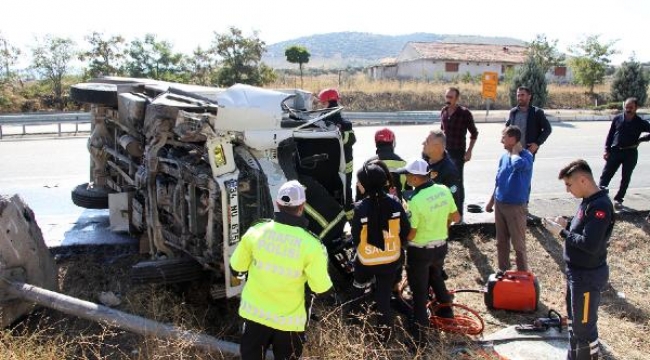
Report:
396,158,460,345
543,160,614,360
230,180,333,360
348,161,410,342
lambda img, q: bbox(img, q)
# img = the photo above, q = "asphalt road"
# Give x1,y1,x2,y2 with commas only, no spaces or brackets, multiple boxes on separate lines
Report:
0,121,648,245
354,121,650,200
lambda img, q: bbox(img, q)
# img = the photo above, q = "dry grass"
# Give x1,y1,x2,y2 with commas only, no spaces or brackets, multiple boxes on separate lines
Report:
268,73,610,111
2,216,648,359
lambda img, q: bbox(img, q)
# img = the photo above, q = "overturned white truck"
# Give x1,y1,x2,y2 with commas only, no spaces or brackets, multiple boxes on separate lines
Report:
70,78,354,298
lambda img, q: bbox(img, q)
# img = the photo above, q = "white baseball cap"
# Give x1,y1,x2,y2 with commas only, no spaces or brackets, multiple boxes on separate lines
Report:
395,158,430,175
276,180,307,206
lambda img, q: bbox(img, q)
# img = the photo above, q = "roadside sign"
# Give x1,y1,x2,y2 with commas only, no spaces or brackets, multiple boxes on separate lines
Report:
482,71,498,100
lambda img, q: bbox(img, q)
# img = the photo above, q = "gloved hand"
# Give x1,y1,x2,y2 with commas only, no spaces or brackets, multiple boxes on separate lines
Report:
543,217,564,237
345,209,354,221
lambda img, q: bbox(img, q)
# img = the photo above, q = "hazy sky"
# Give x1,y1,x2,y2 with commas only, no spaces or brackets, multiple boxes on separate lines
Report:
1,0,648,65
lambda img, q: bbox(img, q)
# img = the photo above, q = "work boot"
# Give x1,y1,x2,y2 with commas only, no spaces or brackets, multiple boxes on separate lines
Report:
614,201,623,211
434,305,454,319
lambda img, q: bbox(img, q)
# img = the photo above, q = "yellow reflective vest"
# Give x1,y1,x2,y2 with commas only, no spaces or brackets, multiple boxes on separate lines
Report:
352,196,409,266
230,219,332,332
357,216,402,265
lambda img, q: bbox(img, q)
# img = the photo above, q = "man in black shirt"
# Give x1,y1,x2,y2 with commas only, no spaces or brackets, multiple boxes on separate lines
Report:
599,97,650,209
505,86,553,158
543,159,614,360
421,129,462,217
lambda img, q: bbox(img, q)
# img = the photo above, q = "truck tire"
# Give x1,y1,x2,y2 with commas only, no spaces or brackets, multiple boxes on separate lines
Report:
71,183,112,209
70,83,118,107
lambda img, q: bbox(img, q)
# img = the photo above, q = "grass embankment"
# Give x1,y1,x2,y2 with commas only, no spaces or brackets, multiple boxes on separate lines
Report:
269,73,611,111
0,74,611,113
2,216,648,359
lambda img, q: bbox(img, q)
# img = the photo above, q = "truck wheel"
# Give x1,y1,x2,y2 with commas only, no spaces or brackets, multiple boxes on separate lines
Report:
70,83,118,107
71,183,112,209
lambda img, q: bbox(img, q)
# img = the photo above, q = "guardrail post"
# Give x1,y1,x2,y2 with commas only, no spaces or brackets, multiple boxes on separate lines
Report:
22,124,26,135
0,125,3,139
58,123,62,137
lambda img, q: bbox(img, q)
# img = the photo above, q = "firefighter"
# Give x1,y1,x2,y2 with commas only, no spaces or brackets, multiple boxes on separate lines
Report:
318,88,356,219
361,128,407,201
543,160,614,360
348,161,410,342
230,180,333,360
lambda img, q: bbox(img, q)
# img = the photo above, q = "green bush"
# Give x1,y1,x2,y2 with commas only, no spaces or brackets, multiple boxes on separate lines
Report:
509,55,548,107
610,57,648,106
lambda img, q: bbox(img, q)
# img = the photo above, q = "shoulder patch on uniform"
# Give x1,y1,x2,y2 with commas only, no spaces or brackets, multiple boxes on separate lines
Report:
449,185,458,193
595,210,606,219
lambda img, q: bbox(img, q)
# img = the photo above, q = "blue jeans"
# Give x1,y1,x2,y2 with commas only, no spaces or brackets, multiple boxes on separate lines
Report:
566,265,609,360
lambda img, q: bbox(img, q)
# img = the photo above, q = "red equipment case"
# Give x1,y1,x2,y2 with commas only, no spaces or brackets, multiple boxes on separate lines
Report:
484,271,540,312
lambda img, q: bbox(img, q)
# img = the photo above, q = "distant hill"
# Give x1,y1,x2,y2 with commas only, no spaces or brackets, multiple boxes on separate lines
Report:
263,32,526,69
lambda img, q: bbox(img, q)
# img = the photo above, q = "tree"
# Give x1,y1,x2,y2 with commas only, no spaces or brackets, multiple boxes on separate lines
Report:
611,55,649,106
212,27,274,86
568,35,618,96
525,34,565,74
509,54,548,108
124,34,187,82
185,46,218,85
284,45,310,87
31,35,76,109
78,31,126,79
0,32,21,82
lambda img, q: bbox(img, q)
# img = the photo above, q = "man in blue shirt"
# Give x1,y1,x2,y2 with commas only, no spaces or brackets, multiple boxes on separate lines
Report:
599,97,650,210
486,126,534,272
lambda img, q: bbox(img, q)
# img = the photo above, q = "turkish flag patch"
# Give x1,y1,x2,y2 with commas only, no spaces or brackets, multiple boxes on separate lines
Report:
595,210,606,219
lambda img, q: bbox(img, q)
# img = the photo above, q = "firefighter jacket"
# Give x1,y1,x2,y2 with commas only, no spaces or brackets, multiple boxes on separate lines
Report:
328,112,356,174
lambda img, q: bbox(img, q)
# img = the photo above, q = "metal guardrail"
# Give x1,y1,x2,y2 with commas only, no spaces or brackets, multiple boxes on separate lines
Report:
0,112,91,139
2,111,647,139
0,111,440,138
345,111,440,124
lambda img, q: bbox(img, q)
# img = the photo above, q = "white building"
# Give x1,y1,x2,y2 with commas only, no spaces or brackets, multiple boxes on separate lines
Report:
368,42,571,83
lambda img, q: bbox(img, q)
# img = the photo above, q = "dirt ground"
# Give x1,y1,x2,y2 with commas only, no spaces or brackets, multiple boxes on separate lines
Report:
1,215,649,359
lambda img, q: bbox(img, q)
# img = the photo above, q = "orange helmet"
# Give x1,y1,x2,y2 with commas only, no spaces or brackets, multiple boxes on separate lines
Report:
375,128,396,145
318,88,340,103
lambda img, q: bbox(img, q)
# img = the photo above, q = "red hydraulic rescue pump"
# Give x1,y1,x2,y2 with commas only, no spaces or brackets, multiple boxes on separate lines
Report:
484,270,540,312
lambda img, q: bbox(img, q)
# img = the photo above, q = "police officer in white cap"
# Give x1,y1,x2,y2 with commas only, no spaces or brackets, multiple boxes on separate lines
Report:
231,180,332,360
396,158,460,346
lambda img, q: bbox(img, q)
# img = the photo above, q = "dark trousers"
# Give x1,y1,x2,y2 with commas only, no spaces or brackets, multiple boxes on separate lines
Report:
406,244,453,330
350,262,398,330
240,320,304,360
447,149,465,216
599,148,638,203
566,265,609,360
